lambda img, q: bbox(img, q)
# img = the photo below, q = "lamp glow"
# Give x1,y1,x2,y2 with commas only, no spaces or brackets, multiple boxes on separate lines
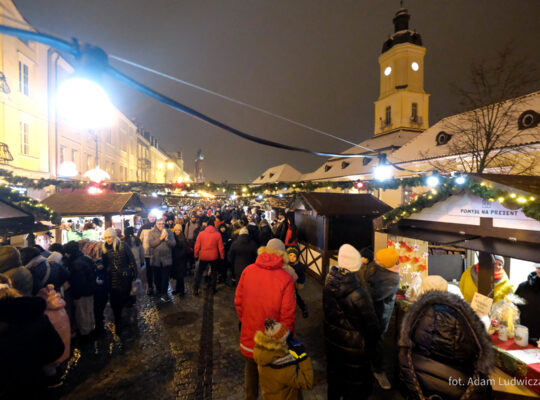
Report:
58,161,78,177
257,194,263,200
426,176,440,187
373,164,393,182
57,77,114,129
455,176,466,185
83,167,110,183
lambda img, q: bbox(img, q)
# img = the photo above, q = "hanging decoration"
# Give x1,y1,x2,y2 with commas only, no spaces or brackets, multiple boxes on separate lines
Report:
389,236,429,290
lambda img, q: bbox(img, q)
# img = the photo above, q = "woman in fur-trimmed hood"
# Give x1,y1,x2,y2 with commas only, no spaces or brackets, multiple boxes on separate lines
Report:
398,290,496,400
253,318,313,400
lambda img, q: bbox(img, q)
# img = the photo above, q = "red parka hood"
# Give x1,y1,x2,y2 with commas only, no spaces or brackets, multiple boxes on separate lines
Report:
255,251,284,270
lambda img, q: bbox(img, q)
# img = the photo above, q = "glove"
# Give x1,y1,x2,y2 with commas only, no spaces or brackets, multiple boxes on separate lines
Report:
287,337,307,360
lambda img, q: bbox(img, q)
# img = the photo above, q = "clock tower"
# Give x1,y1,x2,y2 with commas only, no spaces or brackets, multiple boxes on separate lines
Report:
374,6,429,136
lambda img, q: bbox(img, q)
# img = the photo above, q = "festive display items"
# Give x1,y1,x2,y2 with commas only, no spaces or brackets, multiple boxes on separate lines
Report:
490,294,525,339
388,236,428,290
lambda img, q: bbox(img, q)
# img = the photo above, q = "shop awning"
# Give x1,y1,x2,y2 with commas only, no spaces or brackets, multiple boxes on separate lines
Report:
42,192,144,216
293,192,392,217
382,225,478,245
451,237,540,263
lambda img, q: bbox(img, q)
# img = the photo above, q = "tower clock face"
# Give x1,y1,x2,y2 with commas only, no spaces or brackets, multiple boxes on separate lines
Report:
384,66,392,76
411,62,419,71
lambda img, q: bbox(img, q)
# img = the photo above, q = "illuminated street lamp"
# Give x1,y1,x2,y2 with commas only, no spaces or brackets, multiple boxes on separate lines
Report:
58,161,78,177
84,167,110,183
57,77,114,129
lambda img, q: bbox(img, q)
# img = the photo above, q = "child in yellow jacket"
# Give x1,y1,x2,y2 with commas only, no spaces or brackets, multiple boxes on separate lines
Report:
253,318,313,400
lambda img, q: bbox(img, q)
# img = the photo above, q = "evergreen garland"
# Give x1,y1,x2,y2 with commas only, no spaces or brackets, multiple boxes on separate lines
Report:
0,186,61,224
382,180,540,225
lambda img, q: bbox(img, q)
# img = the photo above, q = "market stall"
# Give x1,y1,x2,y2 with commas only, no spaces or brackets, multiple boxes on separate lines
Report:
41,192,145,243
0,199,53,246
290,192,391,281
377,174,540,396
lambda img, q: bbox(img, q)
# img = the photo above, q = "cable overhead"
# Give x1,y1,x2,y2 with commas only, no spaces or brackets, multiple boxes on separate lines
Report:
107,65,377,158
0,24,378,159
110,54,376,153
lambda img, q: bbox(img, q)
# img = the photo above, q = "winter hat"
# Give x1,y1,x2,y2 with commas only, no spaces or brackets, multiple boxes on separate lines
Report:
286,247,299,257
337,244,361,272
239,227,249,235
493,255,505,266
267,238,286,252
421,275,448,293
375,248,400,269
264,318,289,342
0,245,22,273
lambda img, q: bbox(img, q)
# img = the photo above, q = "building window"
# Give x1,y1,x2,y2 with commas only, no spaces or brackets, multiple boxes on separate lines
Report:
20,122,29,155
60,145,66,164
18,61,29,96
385,106,391,125
87,154,93,170
411,103,418,122
71,149,78,164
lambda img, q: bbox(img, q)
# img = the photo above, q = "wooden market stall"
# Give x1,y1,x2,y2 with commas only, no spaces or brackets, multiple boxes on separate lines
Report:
377,174,540,397
290,192,391,282
0,199,52,246
41,192,145,241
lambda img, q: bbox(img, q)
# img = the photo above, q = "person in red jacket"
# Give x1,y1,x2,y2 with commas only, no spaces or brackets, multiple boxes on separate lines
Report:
193,218,225,295
234,244,296,400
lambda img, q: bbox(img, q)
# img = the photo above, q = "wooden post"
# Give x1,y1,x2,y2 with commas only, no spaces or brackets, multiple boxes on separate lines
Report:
104,214,112,229
477,251,494,298
322,216,330,279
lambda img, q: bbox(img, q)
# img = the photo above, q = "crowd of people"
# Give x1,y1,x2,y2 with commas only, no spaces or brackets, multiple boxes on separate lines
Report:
0,204,309,398
1,200,539,399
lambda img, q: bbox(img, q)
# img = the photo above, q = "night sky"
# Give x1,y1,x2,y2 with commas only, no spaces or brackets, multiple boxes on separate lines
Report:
12,0,540,182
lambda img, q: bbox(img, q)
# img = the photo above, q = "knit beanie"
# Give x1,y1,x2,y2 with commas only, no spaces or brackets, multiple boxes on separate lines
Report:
267,238,286,252
239,227,249,235
493,255,504,266
286,247,299,257
337,244,361,272
375,248,399,269
421,275,448,293
264,318,289,342
0,245,22,273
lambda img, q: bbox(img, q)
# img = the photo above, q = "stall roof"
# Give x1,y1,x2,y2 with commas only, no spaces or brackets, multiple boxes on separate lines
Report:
42,192,144,216
470,174,540,196
0,200,52,236
293,192,392,217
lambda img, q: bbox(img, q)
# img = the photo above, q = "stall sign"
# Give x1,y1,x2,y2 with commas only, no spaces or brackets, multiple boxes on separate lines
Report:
448,197,529,220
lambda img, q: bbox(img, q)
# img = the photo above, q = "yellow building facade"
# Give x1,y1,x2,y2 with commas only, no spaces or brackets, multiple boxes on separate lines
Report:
0,0,189,185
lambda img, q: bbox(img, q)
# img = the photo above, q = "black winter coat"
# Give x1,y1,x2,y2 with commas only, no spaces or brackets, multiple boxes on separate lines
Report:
0,296,64,399
258,225,272,247
228,234,258,277
65,251,97,299
323,267,380,387
247,224,259,247
172,233,188,279
399,290,495,400
25,255,70,295
102,240,137,295
516,271,540,343
358,261,400,334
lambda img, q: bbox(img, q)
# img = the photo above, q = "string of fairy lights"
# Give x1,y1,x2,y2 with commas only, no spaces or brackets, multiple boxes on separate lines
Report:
1,169,538,225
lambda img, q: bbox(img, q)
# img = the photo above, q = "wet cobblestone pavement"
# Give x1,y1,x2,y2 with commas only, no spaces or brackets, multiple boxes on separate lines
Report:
58,274,401,399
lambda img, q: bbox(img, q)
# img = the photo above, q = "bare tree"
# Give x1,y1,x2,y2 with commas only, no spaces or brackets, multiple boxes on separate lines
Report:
429,46,540,175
